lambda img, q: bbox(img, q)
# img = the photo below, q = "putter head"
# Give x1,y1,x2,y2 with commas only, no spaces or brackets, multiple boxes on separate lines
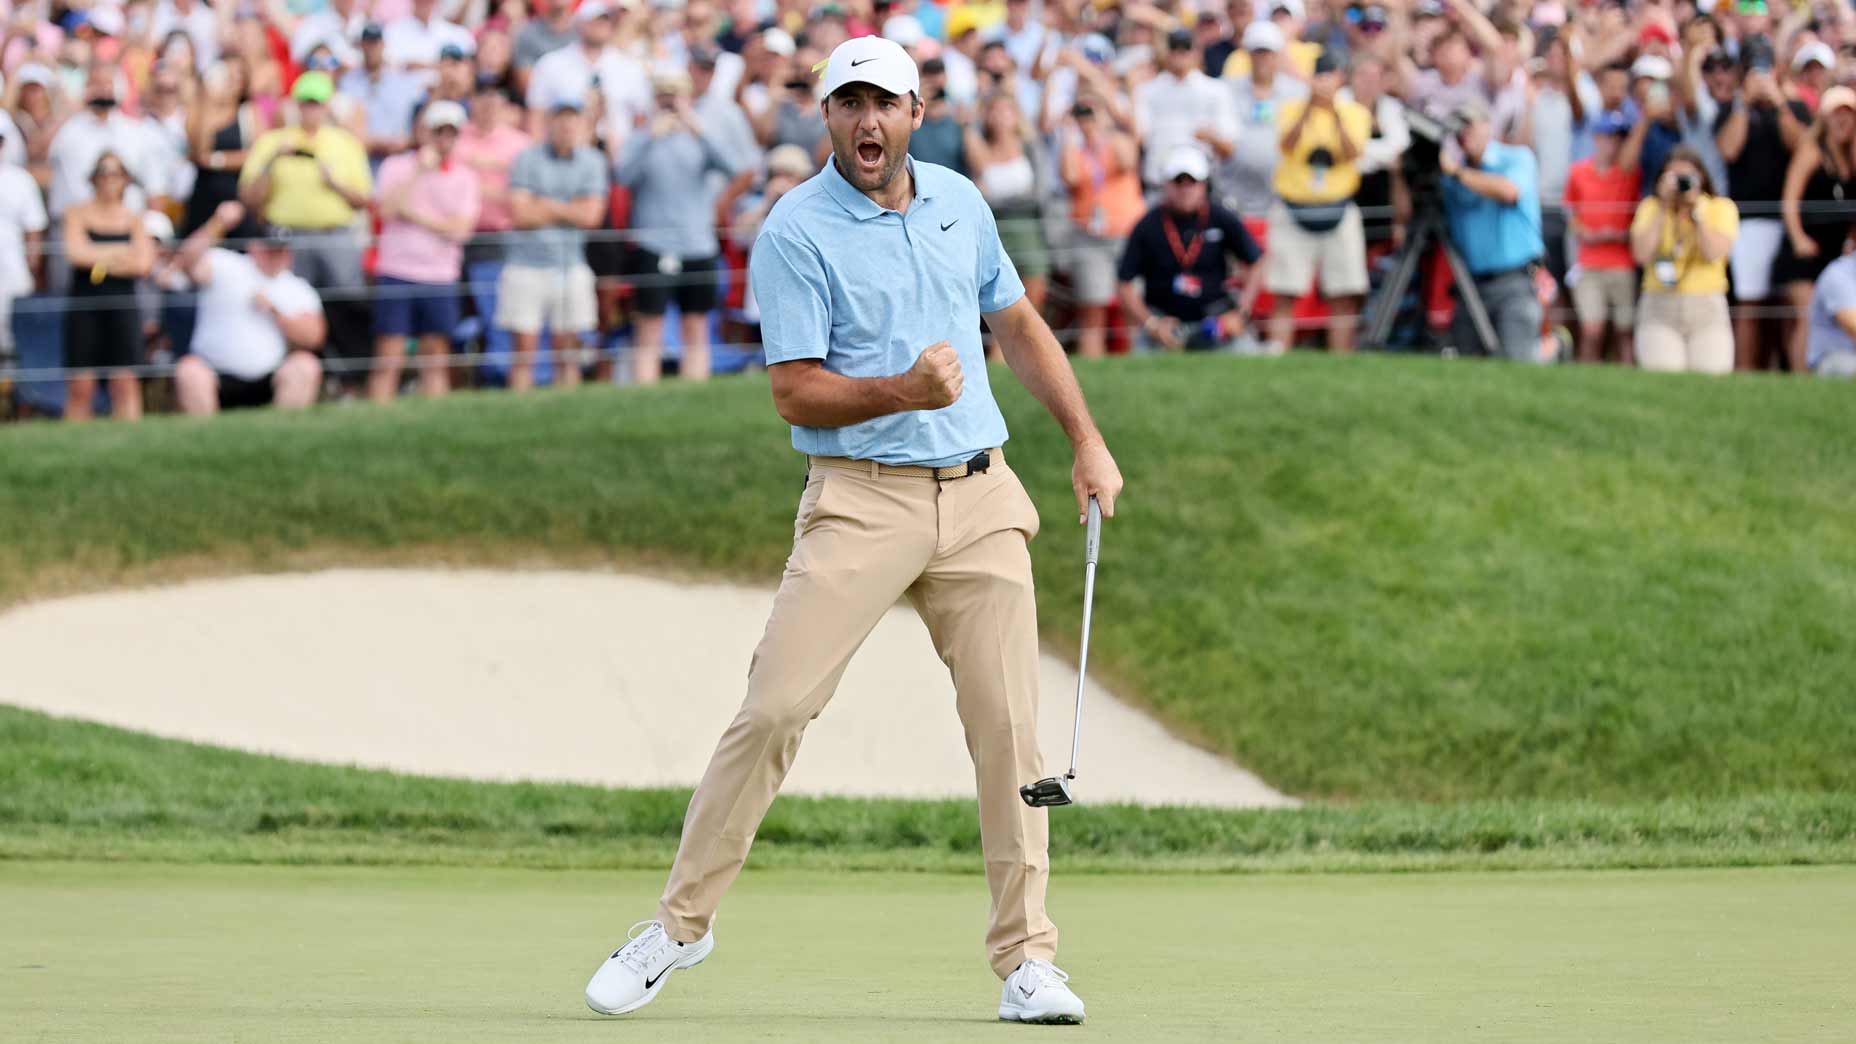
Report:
1019,775,1074,808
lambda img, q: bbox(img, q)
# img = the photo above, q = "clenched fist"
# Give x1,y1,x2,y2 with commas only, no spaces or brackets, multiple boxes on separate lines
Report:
902,341,963,410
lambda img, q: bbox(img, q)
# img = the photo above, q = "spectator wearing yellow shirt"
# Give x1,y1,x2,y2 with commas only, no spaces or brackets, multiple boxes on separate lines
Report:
239,71,374,376
1268,53,1371,354
1629,147,1738,374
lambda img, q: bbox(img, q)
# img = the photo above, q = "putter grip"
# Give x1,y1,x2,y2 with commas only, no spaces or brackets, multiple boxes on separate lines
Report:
1085,496,1101,566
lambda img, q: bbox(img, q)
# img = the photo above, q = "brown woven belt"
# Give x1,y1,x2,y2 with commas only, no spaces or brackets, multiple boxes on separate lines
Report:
808,448,1002,480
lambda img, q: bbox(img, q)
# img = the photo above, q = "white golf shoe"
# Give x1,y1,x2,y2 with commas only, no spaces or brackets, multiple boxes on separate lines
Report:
998,958,1086,1024
584,919,714,1016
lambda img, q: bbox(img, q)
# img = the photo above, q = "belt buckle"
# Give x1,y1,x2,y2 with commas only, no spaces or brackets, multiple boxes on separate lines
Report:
967,451,990,476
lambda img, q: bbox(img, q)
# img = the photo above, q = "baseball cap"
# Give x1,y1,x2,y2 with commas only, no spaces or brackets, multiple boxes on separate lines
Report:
576,0,615,22
16,63,53,88
689,44,719,68
549,94,586,113
882,14,925,47
1820,85,1856,115
1793,41,1834,71
1701,48,1736,71
1160,145,1211,182
1241,20,1285,52
944,6,983,38
1313,50,1342,76
761,27,796,57
439,43,469,61
87,5,124,36
819,35,919,99
359,22,384,41
292,70,335,104
767,143,815,178
1629,54,1673,80
421,99,467,129
1165,27,1194,51
142,210,176,245
652,67,693,94
1637,22,1674,47
1077,33,1115,65
1272,0,1305,19
1593,109,1632,136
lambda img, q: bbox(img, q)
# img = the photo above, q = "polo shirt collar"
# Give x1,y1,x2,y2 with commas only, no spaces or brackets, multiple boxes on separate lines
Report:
822,155,932,221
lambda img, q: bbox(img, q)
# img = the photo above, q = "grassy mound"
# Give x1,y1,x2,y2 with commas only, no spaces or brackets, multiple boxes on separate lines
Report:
4,354,1853,804
6,706,1853,872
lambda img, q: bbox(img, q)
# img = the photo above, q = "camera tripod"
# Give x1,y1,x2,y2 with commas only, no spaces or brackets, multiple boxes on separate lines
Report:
1361,208,1499,356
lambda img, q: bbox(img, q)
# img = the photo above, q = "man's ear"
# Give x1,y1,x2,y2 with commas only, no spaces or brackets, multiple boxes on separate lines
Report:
911,91,925,130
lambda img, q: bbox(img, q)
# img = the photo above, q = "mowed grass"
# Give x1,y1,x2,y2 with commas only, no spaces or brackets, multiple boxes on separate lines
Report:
3,860,1852,1043
7,706,1856,873
3,354,1853,803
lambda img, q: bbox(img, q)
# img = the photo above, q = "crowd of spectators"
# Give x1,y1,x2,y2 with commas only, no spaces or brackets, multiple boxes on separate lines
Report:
3,0,1856,421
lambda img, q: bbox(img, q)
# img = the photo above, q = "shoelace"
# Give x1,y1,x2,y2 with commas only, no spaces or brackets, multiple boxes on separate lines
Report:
612,919,671,973
1018,959,1070,994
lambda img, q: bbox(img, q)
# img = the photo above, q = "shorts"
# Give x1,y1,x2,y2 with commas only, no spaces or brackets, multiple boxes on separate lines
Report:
217,369,277,410
373,276,461,337
1729,218,1784,301
63,287,145,372
1065,230,1121,306
496,263,598,335
1569,267,1637,327
1265,201,1370,297
626,249,720,316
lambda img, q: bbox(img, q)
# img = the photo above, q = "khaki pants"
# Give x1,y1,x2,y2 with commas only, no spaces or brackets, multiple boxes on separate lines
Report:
656,450,1059,979
1636,293,1733,374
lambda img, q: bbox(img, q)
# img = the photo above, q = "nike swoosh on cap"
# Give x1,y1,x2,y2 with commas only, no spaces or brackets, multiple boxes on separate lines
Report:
850,57,877,66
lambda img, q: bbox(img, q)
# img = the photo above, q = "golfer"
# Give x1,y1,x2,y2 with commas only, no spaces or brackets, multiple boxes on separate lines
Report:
584,35,1123,1025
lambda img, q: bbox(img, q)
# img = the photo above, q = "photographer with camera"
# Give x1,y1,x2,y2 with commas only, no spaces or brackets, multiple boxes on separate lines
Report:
1630,148,1737,374
1439,102,1546,362
1269,52,1372,354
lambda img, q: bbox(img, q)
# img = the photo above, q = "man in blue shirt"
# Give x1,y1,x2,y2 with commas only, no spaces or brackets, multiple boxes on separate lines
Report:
583,36,1123,1025
1806,252,1856,377
1442,103,1547,362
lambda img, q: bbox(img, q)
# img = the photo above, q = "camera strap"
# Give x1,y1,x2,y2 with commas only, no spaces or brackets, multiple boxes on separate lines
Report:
1163,204,1209,270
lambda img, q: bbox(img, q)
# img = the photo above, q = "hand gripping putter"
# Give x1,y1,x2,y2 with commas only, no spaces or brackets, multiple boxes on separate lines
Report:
1020,495,1102,808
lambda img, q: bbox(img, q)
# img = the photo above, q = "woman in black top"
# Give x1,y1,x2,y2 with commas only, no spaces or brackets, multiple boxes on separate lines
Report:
1778,88,1856,373
185,60,266,240
62,152,156,421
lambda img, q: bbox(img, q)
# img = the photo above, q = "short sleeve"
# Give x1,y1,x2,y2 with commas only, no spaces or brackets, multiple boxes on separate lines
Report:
374,154,410,199
1341,102,1372,147
1222,212,1262,265
239,132,278,188
1820,259,1856,314
508,149,540,194
18,172,46,232
1630,198,1661,238
750,229,833,364
975,198,1026,314
576,152,609,198
1562,168,1584,206
1116,218,1149,282
1701,195,1738,242
1275,99,1306,136
272,274,325,317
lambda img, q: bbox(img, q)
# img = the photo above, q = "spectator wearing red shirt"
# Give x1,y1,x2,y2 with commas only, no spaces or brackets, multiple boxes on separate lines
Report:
1564,110,1646,365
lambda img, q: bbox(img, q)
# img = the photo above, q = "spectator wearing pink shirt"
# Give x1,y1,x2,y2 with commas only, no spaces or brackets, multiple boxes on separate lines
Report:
368,100,481,402
455,79,535,382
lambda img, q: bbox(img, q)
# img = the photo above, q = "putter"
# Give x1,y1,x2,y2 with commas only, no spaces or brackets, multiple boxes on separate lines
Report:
1020,495,1102,808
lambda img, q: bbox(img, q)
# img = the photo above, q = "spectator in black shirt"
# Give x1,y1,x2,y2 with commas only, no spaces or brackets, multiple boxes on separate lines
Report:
1714,51,1809,369
1116,146,1267,351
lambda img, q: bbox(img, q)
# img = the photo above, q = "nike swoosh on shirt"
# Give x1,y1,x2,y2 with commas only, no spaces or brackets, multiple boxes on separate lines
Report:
941,219,959,231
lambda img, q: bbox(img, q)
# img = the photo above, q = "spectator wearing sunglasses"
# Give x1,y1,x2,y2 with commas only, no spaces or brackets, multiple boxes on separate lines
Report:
1116,146,1266,353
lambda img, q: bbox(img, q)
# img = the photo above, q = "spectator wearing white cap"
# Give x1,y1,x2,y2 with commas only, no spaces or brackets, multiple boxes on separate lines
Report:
1268,51,1371,354
1116,146,1267,351
1630,53,1689,195
1226,19,1308,216
615,67,738,385
1792,40,1834,103
289,0,369,72
368,100,481,402
1222,0,1324,81
1135,27,1238,189
384,0,475,71
525,0,651,153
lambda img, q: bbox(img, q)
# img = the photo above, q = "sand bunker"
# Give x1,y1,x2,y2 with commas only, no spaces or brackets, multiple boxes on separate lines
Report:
0,570,1292,808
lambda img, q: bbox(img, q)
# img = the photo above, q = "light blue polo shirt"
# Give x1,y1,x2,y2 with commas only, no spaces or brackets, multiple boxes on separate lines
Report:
1443,141,1545,277
749,157,1026,467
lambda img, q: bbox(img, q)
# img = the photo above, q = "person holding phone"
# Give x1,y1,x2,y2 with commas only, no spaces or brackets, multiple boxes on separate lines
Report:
1630,147,1738,374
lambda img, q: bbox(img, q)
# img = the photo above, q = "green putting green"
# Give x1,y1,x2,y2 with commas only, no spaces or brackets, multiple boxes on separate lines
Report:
4,861,1850,1042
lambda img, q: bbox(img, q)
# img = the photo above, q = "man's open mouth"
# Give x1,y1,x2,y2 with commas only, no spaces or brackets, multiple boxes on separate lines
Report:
855,141,884,168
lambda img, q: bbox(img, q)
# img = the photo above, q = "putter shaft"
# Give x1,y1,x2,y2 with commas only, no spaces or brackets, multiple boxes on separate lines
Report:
1067,497,1101,780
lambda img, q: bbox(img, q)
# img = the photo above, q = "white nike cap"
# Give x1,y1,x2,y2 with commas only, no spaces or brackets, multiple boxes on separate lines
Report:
819,35,920,100
1160,145,1211,182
